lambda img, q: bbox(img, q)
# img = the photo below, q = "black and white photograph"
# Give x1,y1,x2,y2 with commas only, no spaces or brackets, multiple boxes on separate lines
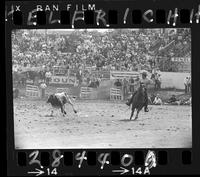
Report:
12,28,192,149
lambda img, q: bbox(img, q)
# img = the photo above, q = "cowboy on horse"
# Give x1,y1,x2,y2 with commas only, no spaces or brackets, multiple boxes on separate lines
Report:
126,72,152,112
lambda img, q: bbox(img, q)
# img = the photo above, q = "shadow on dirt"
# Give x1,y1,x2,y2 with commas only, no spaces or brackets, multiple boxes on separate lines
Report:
119,119,136,122
44,114,54,117
119,117,151,122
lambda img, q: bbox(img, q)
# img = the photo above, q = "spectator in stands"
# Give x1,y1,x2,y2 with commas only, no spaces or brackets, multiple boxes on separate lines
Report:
153,94,163,105
45,70,52,85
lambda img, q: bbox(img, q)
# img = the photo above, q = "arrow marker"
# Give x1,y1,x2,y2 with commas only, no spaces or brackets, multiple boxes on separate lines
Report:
112,167,129,175
27,168,45,176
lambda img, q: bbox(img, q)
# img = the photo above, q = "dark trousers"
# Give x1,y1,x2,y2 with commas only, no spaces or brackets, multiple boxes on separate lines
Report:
187,84,191,93
123,86,128,99
46,78,50,85
130,85,134,93
41,89,45,98
144,88,149,110
155,80,161,90
184,84,188,93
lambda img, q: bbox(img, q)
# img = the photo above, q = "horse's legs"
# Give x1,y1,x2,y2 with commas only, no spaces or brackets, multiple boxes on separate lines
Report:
61,105,66,116
68,98,77,113
134,109,140,120
130,108,135,120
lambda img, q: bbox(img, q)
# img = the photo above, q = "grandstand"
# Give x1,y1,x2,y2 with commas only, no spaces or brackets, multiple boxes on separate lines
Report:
12,28,191,72
12,28,191,100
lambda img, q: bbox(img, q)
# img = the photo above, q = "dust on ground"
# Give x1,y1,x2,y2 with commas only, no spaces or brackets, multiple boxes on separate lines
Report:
14,99,192,149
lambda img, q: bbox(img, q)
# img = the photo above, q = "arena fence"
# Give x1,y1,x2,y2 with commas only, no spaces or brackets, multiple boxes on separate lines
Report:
80,87,93,99
25,85,40,98
56,87,69,94
110,88,123,101
110,71,139,80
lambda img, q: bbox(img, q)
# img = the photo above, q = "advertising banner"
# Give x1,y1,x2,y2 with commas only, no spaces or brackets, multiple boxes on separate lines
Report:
91,70,110,79
171,57,191,63
110,71,139,80
50,76,77,85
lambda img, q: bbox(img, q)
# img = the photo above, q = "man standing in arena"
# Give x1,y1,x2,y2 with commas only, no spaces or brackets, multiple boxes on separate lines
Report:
184,76,189,93
129,77,135,93
45,70,52,85
123,78,129,99
155,73,162,90
187,76,191,93
40,82,47,99
126,72,153,112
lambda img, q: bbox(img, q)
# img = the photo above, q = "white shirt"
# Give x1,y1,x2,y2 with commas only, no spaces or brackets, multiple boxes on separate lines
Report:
153,97,162,104
45,71,52,78
40,83,47,89
55,92,72,104
184,78,188,84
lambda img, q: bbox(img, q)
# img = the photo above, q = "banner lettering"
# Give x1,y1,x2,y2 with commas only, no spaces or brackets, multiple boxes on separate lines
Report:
50,76,77,85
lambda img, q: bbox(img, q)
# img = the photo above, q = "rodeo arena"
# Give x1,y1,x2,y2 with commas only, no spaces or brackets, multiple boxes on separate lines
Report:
12,28,192,149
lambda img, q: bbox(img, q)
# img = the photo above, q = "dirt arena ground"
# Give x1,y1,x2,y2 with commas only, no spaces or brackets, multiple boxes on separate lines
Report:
14,99,192,149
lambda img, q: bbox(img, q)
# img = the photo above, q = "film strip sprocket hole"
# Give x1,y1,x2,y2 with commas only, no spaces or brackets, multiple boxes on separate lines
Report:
16,150,192,173
18,151,191,166
6,0,200,176
17,150,192,167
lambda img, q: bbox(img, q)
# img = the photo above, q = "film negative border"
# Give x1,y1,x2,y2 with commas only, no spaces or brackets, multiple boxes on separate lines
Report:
13,149,193,175
5,0,200,27
5,0,200,176
8,7,200,27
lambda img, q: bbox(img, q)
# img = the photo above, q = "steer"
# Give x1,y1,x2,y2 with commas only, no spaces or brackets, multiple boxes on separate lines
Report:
47,92,77,116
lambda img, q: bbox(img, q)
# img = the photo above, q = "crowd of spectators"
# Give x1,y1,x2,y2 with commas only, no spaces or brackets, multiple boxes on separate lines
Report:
12,28,191,74
12,28,191,98
12,29,192,104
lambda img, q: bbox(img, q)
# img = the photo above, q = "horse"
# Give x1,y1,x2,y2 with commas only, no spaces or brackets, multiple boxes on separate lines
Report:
129,82,146,120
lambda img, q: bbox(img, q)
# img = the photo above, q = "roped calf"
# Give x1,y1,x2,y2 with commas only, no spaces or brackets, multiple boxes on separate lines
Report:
47,92,77,116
